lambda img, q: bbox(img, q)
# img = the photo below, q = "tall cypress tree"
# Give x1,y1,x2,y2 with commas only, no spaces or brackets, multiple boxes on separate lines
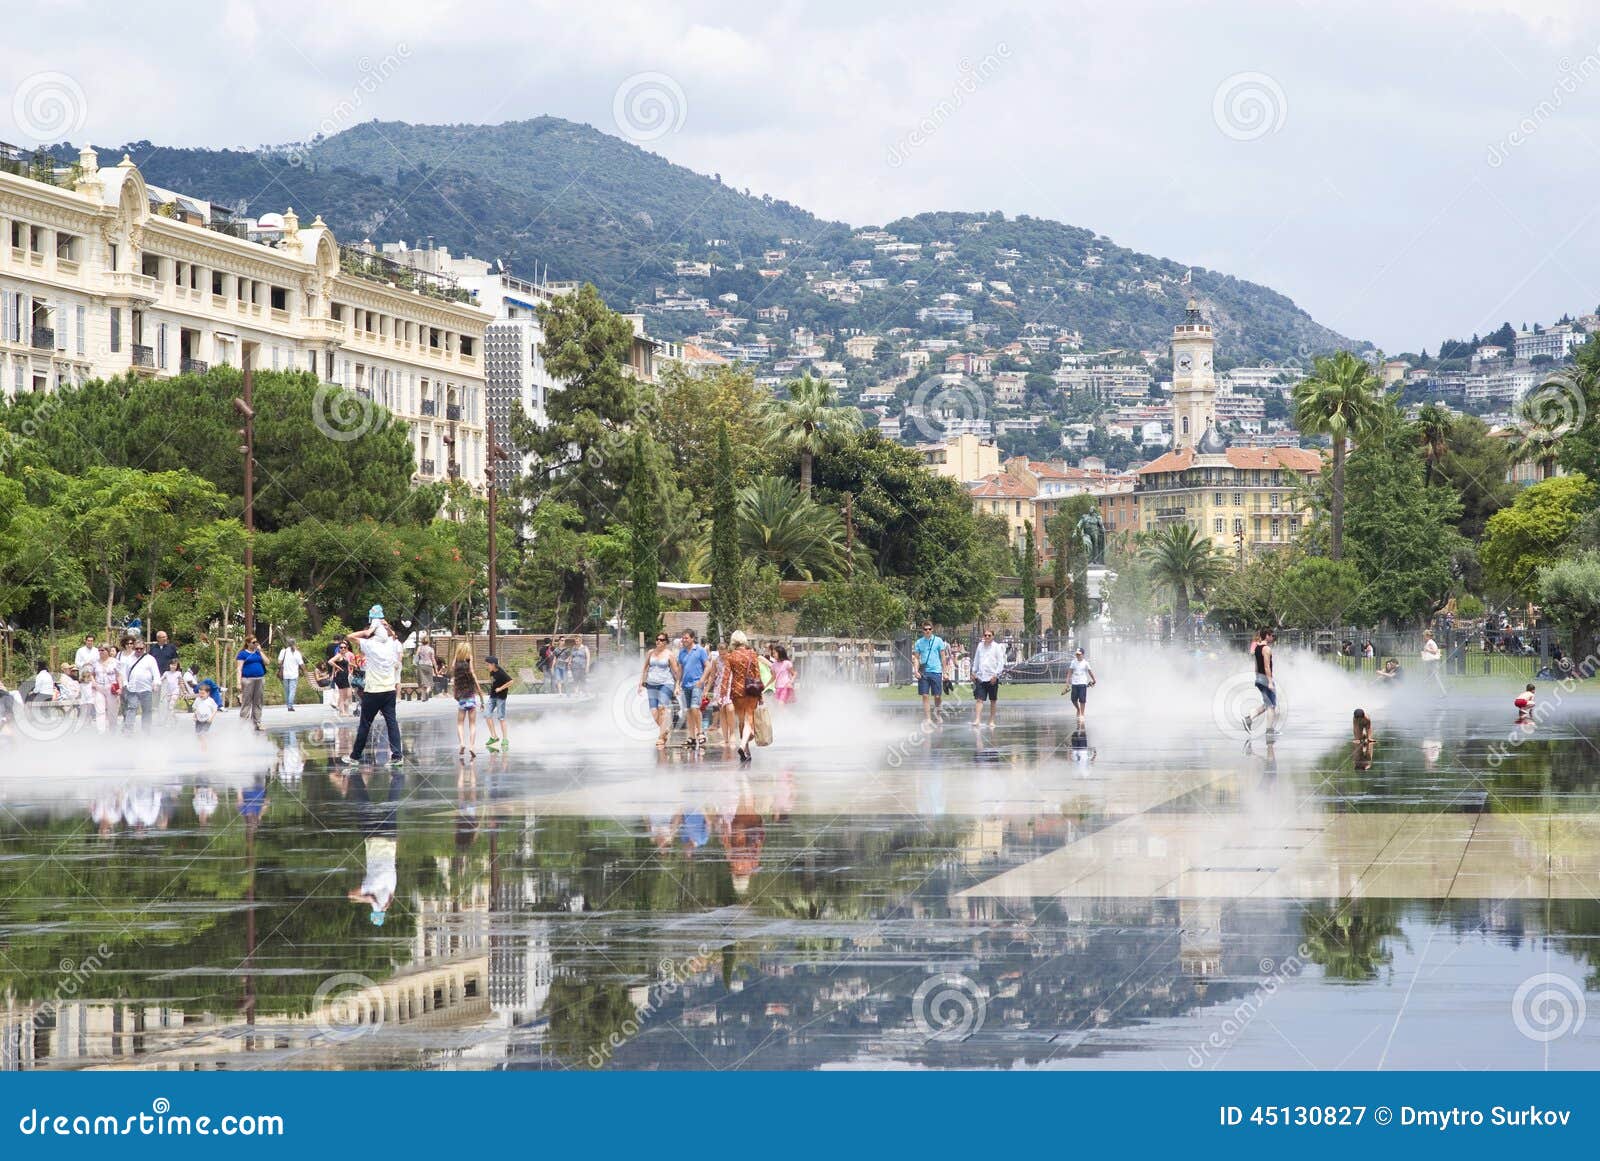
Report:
627,432,661,645
1047,512,1071,639
1019,521,1038,644
708,420,741,645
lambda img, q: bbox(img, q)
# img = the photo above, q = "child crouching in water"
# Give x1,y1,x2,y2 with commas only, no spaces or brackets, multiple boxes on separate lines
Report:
1515,683,1536,724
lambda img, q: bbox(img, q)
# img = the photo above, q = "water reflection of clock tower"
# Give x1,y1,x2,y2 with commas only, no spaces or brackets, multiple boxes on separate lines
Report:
1171,298,1216,452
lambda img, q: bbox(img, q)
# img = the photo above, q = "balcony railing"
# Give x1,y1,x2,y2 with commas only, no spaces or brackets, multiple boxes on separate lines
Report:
445,404,462,421
1153,507,1187,521
132,344,154,369
180,357,208,375
30,325,53,350
447,461,461,479
420,458,436,476
420,399,437,416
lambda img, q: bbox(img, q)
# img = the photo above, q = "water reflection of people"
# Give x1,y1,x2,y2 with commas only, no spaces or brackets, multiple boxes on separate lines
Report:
193,781,220,827
1244,737,1278,785
236,776,269,832
1068,728,1096,768
345,771,404,926
724,777,765,896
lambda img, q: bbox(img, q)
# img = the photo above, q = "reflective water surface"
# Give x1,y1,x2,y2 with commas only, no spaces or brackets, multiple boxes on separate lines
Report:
5,684,1600,1071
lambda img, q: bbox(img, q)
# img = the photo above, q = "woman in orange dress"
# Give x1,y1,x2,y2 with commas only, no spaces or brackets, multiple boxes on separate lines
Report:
724,630,763,763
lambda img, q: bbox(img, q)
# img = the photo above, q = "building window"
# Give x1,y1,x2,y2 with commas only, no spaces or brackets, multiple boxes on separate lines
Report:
1233,492,1242,506
1270,492,1280,511
76,306,85,356
1233,518,1243,534
1213,518,1223,533
109,308,121,353
1213,492,1223,505
1271,518,1281,540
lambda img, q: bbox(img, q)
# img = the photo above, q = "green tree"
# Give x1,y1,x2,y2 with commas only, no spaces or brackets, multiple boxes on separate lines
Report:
1342,416,1463,624
811,431,1000,625
795,577,911,637
652,363,773,505
1438,414,1515,541
626,433,661,641
1278,556,1364,628
1141,524,1227,630
1538,550,1600,658
737,477,845,580
1481,474,1597,601
764,374,862,495
1018,521,1039,639
707,421,741,644
1294,351,1385,560
1413,402,1454,487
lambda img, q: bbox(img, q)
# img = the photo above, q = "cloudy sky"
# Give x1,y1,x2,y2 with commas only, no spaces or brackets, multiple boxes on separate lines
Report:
9,0,1600,350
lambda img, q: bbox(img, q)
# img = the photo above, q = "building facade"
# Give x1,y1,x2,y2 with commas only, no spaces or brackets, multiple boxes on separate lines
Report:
0,148,493,486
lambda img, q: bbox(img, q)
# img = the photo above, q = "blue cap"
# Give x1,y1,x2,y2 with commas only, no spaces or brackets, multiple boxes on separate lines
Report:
370,909,386,927
368,605,384,621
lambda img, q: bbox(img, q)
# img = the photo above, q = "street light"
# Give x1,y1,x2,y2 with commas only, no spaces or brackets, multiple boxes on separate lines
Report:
233,354,256,635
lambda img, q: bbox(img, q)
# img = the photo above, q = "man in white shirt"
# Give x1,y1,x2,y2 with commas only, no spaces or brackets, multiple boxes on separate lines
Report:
1060,647,1098,729
1420,630,1445,696
340,619,404,766
73,634,98,672
277,639,305,711
121,639,162,733
970,628,1008,729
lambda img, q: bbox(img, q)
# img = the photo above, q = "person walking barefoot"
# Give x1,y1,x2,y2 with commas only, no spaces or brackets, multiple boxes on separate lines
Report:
1060,647,1097,730
638,633,681,750
971,628,1007,729
451,642,482,757
1244,627,1278,735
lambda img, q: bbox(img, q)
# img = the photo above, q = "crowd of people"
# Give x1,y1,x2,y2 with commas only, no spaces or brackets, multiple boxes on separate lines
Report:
637,629,794,762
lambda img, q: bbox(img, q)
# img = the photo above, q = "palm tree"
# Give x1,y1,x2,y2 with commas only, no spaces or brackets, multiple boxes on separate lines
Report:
1507,381,1572,481
1414,402,1454,487
737,476,845,579
764,375,862,495
1293,351,1384,560
1140,524,1227,631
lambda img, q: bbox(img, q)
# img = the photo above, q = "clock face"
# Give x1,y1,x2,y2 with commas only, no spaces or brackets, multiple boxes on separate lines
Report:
1201,355,1212,370
1177,354,1193,371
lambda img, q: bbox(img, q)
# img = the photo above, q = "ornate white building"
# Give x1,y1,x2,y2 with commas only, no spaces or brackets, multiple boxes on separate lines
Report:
0,147,493,486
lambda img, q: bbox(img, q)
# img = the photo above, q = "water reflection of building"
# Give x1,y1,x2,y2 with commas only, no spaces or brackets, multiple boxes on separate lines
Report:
1179,899,1222,979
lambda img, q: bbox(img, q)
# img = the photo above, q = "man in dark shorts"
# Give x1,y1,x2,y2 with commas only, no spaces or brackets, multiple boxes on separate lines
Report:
911,622,951,728
1061,647,1097,729
970,628,1007,729
1244,627,1278,735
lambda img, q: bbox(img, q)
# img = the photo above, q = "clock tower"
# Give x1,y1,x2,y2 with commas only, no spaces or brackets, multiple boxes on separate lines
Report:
1171,298,1217,452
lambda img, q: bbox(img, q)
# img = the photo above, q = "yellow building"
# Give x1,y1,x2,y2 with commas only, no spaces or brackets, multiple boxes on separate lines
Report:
921,432,1001,482
1135,300,1321,552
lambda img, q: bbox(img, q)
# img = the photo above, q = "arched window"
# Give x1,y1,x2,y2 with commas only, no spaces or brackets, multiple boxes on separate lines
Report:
1181,416,1190,435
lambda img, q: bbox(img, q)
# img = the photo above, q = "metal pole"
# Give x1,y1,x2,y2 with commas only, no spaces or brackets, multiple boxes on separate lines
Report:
237,353,256,636
487,417,499,657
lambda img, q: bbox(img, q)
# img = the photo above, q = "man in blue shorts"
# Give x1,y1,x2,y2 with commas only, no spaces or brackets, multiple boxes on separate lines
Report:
912,621,951,728
677,629,710,746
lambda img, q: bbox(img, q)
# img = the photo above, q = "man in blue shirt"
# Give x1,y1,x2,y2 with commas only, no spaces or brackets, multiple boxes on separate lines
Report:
911,621,951,728
677,629,710,746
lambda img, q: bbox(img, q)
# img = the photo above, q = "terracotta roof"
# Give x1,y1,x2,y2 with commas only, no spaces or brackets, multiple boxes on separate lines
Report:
967,472,1038,499
1136,446,1323,475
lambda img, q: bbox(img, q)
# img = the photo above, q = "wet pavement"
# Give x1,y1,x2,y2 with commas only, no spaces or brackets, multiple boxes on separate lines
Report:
5,671,1600,1071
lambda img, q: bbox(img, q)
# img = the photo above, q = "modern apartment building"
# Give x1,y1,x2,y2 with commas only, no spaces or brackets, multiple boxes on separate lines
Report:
0,147,493,486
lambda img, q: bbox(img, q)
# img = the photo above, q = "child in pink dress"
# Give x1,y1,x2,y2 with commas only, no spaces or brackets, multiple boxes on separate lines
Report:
773,646,795,705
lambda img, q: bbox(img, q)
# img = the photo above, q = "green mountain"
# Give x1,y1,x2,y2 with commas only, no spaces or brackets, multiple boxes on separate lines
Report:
87,118,1355,362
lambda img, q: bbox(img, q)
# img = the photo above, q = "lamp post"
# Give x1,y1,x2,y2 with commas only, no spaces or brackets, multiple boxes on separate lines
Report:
485,418,511,655
233,353,256,636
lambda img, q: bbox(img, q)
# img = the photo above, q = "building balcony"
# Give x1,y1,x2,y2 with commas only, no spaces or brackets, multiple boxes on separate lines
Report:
180,357,208,375
270,307,289,325
132,344,155,369
303,316,347,341
420,458,436,476
30,326,53,350
420,399,437,416
1153,507,1187,521
445,404,462,422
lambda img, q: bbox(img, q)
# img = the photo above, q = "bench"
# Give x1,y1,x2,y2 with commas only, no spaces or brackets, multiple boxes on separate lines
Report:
399,682,421,701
